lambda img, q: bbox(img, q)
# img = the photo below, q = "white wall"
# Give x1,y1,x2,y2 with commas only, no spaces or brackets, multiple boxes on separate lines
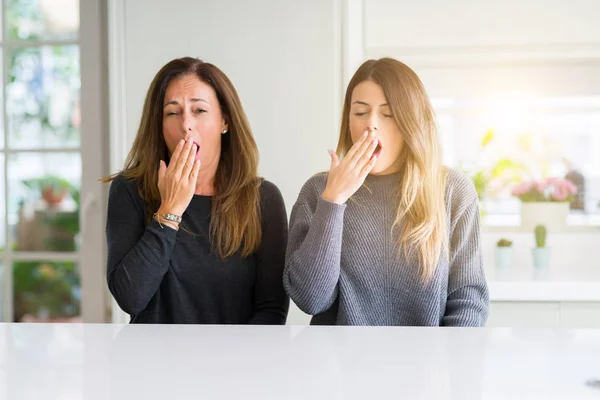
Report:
365,0,600,50
365,0,600,96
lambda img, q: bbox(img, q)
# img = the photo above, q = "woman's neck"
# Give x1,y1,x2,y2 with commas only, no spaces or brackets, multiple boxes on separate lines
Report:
194,166,218,195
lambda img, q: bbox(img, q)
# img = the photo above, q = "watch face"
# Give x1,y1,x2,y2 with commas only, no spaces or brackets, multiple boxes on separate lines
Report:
165,213,181,222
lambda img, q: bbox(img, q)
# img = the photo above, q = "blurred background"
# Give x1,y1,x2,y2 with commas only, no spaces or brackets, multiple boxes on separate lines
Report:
0,0,599,328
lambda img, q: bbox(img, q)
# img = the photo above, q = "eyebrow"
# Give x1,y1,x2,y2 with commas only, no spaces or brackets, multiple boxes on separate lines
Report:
352,101,389,107
163,98,210,108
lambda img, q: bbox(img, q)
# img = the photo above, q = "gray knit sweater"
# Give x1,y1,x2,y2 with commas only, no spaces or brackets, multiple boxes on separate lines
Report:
283,167,489,326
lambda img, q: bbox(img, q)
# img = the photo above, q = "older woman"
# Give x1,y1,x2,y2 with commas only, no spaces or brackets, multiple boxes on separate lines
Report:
104,57,289,324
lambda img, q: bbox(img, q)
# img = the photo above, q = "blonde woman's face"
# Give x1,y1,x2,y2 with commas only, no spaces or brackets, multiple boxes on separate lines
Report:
349,80,404,175
162,74,228,168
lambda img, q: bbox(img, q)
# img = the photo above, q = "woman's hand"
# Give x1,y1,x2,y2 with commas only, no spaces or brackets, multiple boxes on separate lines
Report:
157,139,201,217
322,130,379,204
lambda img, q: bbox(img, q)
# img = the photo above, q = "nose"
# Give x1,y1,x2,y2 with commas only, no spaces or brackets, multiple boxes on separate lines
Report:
182,111,194,135
367,120,379,134
367,113,380,133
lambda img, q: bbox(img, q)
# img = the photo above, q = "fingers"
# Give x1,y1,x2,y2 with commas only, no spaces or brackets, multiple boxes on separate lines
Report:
158,160,167,183
189,159,201,184
359,152,378,178
354,138,379,172
345,130,369,160
182,142,197,178
172,139,194,174
328,149,340,170
169,139,186,170
348,132,377,167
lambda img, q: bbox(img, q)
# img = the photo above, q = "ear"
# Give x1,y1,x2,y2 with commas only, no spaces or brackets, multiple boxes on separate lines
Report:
221,120,229,134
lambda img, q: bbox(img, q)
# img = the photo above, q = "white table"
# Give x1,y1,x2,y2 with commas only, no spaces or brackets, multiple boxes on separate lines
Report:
1,323,600,399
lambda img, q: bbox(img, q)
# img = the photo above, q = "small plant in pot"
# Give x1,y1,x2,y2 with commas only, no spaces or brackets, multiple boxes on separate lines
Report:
532,224,550,268
495,238,513,268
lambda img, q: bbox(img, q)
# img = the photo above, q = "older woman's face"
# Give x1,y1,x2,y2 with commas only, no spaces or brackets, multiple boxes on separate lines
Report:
162,74,228,169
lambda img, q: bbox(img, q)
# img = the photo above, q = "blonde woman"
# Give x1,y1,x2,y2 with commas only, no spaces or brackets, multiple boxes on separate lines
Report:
104,57,289,324
284,58,488,326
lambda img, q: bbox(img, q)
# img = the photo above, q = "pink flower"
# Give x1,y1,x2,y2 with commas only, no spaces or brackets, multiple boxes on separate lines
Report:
563,180,577,195
551,188,568,201
512,177,577,202
535,180,547,192
511,181,533,196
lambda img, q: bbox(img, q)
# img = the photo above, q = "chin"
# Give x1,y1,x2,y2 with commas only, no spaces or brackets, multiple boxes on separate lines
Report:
369,158,399,176
369,163,389,175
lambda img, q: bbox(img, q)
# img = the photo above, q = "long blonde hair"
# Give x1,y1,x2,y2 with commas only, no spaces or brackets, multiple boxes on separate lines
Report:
336,58,448,282
102,57,261,259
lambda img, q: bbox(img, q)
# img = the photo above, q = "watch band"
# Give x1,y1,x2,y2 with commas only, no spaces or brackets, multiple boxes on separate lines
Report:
161,213,182,223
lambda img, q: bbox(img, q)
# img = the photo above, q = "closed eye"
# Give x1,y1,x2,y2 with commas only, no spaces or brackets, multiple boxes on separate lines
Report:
353,112,367,116
383,114,393,118
195,109,207,114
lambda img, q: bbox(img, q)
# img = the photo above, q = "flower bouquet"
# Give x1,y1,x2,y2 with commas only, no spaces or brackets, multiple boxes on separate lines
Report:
512,178,577,231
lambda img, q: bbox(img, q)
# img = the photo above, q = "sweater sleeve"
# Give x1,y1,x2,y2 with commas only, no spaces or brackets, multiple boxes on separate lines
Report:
248,180,290,324
283,177,347,315
105,175,178,316
442,183,490,327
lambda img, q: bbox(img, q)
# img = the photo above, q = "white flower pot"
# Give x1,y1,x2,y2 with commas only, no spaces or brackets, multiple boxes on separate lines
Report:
520,202,569,232
532,247,551,268
494,247,513,268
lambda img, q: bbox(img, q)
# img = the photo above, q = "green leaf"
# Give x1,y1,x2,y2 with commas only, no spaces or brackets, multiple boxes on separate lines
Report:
481,129,494,148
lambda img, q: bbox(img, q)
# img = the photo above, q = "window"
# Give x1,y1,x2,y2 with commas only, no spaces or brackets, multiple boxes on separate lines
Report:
1,0,81,322
434,96,600,228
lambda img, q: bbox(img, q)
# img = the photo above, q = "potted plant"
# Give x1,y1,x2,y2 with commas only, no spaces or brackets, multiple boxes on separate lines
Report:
512,178,577,231
532,225,550,268
22,175,78,208
494,238,513,268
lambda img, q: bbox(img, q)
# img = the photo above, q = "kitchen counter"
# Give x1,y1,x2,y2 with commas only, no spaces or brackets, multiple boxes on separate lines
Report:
487,264,600,301
1,323,600,399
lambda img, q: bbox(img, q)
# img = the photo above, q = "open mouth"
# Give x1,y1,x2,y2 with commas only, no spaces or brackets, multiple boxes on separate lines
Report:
373,139,382,158
193,141,200,160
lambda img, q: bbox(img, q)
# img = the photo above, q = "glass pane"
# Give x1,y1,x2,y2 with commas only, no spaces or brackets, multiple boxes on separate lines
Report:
0,51,4,150
7,46,80,149
12,260,80,322
0,154,4,253
5,0,79,41
8,153,80,252
0,264,4,321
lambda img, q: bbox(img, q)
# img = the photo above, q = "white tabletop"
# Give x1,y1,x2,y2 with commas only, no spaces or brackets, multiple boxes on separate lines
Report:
1,323,600,399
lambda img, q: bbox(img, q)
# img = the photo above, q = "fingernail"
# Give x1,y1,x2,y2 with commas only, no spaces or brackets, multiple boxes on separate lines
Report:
362,131,368,137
